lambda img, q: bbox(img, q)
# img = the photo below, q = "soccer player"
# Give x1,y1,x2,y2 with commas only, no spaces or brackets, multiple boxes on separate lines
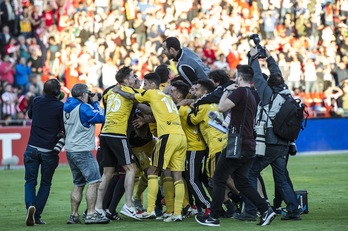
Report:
170,81,212,216
113,72,187,222
95,66,139,220
187,79,227,186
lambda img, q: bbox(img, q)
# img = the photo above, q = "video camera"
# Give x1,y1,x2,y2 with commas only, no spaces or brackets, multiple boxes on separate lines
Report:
249,34,267,59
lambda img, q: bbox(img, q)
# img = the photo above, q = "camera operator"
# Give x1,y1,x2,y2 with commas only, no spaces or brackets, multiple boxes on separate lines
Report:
245,46,301,221
195,65,275,227
63,83,109,224
24,78,64,226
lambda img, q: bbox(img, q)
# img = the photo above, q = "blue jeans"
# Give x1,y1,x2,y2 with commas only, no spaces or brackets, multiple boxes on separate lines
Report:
210,149,269,219
24,146,59,221
66,151,101,186
246,145,299,215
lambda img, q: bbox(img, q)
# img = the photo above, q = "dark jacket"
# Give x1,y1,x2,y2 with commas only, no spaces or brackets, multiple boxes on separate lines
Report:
251,57,289,146
27,95,64,150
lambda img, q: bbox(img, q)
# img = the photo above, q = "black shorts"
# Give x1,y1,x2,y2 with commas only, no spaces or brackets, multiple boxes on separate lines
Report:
99,134,134,167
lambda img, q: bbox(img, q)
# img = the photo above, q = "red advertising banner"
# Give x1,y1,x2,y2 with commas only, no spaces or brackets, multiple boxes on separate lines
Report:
0,125,101,166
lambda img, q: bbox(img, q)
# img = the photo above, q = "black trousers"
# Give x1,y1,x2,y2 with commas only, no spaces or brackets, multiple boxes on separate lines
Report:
210,149,269,219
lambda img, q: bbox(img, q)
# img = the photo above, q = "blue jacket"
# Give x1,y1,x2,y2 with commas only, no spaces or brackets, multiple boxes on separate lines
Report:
27,95,64,149
63,97,105,127
15,64,32,85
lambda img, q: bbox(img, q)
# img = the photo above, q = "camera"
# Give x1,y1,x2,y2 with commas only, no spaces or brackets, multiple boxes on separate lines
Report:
53,132,65,152
289,142,297,156
87,91,102,104
208,111,228,134
249,34,267,59
255,120,266,156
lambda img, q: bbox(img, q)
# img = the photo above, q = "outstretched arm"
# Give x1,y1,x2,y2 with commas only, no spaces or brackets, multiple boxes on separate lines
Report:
113,85,136,100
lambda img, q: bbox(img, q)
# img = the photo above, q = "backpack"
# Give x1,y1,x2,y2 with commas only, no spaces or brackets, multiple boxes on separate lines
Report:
268,93,309,142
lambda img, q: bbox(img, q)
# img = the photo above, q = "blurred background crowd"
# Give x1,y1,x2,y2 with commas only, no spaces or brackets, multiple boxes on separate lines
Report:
0,0,348,125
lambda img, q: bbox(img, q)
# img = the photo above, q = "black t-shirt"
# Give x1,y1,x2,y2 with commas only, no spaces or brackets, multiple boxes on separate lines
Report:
228,87,256,152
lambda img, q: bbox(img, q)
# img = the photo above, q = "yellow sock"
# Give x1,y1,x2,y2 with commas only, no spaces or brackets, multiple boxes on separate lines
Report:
135,174,148,201
133,175,140,200
174,180,185,216
163,176,174,214
182,179,190,208
147,175,158,213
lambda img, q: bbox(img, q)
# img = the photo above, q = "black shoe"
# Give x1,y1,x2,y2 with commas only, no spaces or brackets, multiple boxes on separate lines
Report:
272,206,287,215
182,205,192,218
257,207,276,226
35,219,46,225
281,213,302,221
233,212,257,221
105,210,122,221
25,206,36,226
195,215,220,227
67,215,81,224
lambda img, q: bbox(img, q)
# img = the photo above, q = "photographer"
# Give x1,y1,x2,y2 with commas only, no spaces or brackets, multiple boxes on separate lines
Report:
24,78,64,226
63,83,109,224
195,65,275,227
245,46,301,221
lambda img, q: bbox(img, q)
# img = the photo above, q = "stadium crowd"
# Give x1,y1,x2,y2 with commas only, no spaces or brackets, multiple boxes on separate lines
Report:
0,0,348,125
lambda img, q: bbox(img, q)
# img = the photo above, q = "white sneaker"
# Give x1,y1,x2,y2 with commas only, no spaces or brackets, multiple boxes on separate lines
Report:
136,210,156,219
120,204,141,220
163,214,183,222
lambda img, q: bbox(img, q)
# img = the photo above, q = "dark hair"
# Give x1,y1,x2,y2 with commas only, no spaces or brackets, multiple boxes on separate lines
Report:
144,73,161,88
208,69,230,85
197,79,215,93
268,73,285,87
237,64,254,82
116,66,132,84
163,37,181,51
43,78,61,96
171,81,190,99
171,75,191,85
155,64,170,83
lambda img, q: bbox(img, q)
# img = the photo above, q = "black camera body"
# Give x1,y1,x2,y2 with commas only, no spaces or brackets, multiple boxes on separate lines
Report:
249,34,267,59
53,131,65,153
87,92,102,104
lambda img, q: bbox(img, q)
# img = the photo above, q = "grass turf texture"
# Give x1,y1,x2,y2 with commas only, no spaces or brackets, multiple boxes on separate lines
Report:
1,154,347,231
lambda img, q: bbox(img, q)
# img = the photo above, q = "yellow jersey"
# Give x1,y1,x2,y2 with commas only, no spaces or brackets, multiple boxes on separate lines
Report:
188,103,227,155
134,89,184,137
179,105,206,151
101,86,135,135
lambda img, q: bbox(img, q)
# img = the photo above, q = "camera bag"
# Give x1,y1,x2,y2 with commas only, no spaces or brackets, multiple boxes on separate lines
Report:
264,90,308,142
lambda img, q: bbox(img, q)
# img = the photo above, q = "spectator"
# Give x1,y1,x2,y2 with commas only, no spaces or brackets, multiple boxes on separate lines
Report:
0,54,16,84
15,57,32,92
46,36,61,73
0,0,17,35
0,25,12,56
19,6,32,38
1,83,17,119
17,35,31,61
